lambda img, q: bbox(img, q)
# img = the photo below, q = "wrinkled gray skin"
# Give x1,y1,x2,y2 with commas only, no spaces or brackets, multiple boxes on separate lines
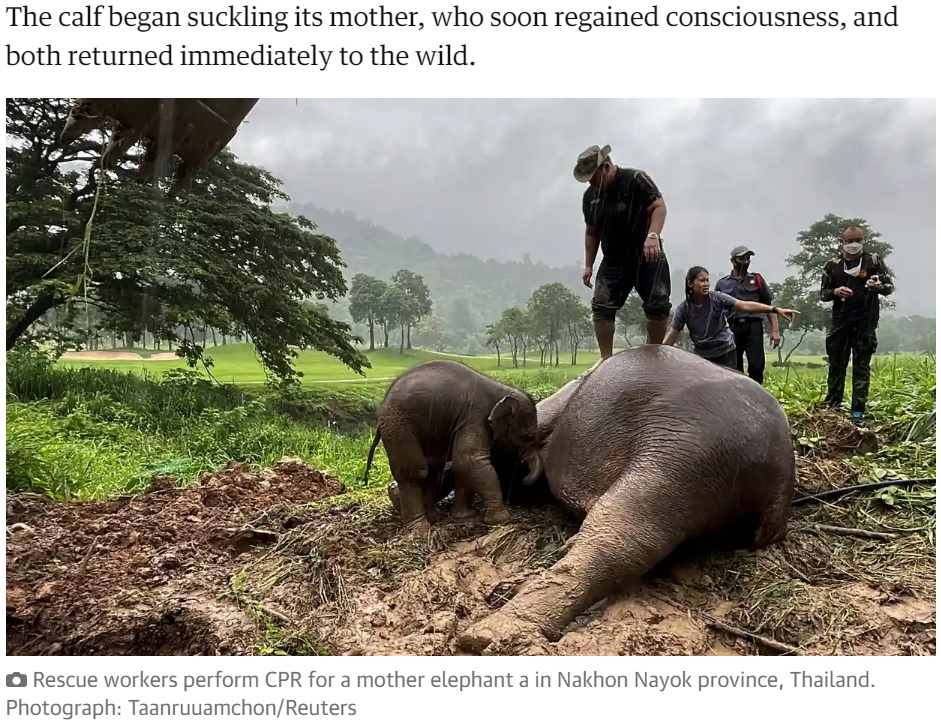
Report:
457,345,796,653
364,360,543,536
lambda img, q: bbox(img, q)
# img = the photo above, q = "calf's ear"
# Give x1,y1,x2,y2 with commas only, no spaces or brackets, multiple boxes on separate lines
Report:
488,395,520,440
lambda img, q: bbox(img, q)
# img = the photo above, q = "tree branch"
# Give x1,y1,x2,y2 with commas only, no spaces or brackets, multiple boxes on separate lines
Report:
6,292,64,348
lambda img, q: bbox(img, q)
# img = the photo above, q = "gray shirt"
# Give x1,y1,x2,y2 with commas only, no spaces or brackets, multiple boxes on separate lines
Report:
671,291,738,358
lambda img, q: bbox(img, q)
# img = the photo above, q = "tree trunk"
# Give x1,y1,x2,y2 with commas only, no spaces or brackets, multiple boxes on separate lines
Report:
368,314,375,351
407,323,412,350
399,325,405,354
210,327,218,346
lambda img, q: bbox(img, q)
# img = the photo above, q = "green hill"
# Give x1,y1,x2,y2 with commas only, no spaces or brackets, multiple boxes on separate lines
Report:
287,203,593,325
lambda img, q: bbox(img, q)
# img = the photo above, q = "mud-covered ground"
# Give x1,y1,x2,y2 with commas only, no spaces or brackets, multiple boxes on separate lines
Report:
6,422,936,657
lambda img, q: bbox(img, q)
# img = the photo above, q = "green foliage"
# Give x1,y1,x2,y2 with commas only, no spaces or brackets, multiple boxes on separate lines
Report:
6,97,368,384
347,269,433,353
616,296,646,345
483,282,592,367
6,350,934,504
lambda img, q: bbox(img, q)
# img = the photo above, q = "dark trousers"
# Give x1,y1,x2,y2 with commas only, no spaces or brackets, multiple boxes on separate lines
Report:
825,319,878,414
699,348,738,370
731,317,766,384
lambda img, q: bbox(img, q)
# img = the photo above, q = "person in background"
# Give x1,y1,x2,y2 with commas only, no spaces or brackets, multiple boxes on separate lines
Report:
574,144,671,358
664,266,798,369
819,225,895,426
714,245,780,385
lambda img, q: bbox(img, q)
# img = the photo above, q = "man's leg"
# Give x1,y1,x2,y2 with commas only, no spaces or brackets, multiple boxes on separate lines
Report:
711,348,739,370
824,322,851,410
850,327,878,418
637,248,672,344
590,260,630,358
743,319,766,385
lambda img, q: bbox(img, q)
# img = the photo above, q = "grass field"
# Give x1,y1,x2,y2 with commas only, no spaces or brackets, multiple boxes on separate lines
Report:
58,344,597,385
57,342,918,385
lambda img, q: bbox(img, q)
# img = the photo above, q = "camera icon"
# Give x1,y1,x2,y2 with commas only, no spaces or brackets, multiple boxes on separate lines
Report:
6,672,28,688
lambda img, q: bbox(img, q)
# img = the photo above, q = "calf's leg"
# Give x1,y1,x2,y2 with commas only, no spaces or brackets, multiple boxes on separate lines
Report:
385,428,432,536
451,435,510,526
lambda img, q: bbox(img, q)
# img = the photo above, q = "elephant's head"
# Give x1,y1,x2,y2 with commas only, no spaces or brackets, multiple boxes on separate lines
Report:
488,393,544,485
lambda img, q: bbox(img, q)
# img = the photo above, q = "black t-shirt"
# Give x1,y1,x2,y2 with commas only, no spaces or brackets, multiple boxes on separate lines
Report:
582,167,662,264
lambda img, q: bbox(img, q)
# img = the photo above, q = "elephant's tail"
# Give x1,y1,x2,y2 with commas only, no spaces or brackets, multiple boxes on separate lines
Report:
363,426,382,485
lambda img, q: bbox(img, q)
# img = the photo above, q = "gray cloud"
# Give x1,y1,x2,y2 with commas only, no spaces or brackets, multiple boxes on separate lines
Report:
229,98,936,315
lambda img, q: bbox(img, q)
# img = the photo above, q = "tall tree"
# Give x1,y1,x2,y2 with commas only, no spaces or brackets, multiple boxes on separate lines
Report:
391,269,432,349
527,282,581,366
6,97,367,384
347,273,388,351
377,284,409,353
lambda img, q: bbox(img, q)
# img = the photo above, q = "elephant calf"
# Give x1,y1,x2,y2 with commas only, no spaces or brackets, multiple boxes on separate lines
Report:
364,360,543,535
457,344,796,653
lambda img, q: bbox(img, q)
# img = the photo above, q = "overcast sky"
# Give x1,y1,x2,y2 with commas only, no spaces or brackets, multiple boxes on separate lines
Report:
228,98,936,316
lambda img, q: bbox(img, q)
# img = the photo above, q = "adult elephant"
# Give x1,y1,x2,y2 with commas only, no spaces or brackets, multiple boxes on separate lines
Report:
457,344,796,653
364,360,544,535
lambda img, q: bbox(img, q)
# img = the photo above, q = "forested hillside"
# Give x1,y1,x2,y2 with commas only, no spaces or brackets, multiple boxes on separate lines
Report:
286,202,592,322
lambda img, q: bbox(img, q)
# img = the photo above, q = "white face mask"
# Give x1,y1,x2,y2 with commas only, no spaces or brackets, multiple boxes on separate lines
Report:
843,242,863,255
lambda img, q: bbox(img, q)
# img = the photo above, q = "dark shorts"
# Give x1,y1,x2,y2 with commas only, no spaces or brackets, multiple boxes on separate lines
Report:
590,249,672,322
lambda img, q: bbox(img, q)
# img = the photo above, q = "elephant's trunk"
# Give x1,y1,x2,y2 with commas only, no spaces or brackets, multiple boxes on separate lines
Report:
522,450,544,485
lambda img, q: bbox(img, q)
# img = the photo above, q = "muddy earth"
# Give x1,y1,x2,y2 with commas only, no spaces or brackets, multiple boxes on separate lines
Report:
6,431,936,656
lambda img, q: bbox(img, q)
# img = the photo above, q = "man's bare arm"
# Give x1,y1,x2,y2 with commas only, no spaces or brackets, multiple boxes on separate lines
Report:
636,170,666,236
585,225,600,268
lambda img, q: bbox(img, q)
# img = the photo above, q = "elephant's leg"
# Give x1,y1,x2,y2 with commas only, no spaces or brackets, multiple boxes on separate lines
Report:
421,479,442,524
385,430,431,536
752,466,795,549
451,436,509,526
450,483,477,520
457,470,685,653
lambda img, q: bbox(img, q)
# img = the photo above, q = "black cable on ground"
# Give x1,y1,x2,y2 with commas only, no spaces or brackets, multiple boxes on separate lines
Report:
792,478,936,506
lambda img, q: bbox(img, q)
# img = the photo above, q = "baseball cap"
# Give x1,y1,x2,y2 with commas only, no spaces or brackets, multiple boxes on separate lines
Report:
730,245,755,259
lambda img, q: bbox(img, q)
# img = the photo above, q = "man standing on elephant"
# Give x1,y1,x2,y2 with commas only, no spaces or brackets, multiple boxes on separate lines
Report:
714,245,780,385
575,144,671,358
819,225,895,426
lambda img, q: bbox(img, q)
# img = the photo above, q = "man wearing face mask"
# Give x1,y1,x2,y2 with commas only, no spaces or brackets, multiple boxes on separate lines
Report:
575,143,671,358
819,225,895,425
714,245,779,385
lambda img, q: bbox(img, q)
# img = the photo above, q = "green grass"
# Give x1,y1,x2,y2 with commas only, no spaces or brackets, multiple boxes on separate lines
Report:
6,345,936,502
58,343,600,385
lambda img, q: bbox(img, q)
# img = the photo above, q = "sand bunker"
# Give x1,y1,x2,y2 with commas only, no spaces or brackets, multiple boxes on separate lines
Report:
62,351,179,361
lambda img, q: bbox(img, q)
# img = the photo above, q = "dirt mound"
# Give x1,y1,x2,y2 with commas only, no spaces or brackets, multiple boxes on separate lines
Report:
6,421,936,657
6,459,344,655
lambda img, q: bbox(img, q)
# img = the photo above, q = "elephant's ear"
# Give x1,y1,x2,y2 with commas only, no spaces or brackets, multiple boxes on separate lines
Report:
488,395,520,440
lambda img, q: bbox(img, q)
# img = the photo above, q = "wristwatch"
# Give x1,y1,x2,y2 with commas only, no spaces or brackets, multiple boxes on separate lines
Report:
647,232,660,241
